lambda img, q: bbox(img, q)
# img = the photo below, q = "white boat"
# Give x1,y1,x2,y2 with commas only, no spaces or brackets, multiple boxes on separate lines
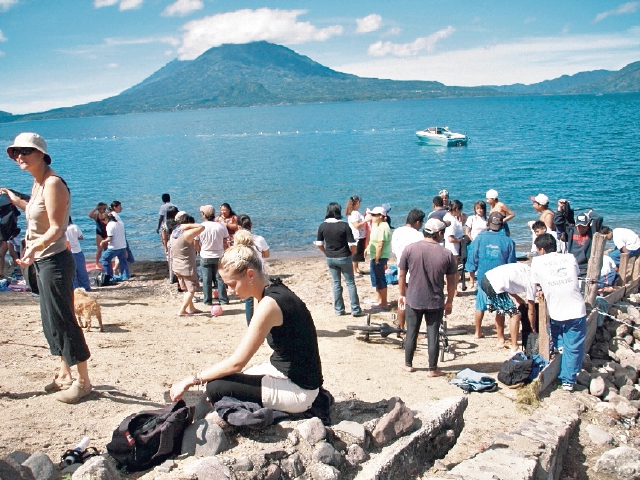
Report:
415,126,468,147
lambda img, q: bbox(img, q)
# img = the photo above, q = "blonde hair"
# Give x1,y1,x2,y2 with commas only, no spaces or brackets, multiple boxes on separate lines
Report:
219,243,268,279
233,229,254,247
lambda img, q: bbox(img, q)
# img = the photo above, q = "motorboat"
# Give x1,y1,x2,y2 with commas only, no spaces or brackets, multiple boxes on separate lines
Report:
415,126,468,147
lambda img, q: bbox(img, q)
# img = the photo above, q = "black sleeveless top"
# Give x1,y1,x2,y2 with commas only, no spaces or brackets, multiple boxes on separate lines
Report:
264,279,323,390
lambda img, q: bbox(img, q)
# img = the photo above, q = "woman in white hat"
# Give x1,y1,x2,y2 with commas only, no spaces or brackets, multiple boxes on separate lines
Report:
1,133,92,403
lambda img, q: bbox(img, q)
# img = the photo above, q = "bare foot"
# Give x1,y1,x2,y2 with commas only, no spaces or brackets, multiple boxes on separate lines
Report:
509,348,520,356
495,340,506,349
427,369,446,377
187,309,203,314
400,364,415,373
474,333,485,339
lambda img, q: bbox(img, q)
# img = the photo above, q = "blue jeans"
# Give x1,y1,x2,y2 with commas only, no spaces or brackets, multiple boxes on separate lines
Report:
100,247,129,279
608,248,640,266
369,258,388,290
550,316,586,385
327,256,362,314
217,269,229,304
200,257,221,305
72,251,91,291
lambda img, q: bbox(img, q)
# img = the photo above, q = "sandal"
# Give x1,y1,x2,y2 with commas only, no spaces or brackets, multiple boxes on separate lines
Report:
44,375,74,393
54,381,92,404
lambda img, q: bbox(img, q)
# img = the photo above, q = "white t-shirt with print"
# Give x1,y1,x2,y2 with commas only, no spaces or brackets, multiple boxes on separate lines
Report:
530,252,586,321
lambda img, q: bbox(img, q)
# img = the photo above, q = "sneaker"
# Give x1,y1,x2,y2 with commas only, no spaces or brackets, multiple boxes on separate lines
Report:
54,381,92,404
352,311,366,317
335,311,347,316
562,383,574,392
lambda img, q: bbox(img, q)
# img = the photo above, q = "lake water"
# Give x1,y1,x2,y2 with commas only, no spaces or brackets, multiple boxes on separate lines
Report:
1,94,639,260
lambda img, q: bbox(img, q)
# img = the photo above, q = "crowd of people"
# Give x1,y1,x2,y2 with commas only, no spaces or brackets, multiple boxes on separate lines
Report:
2,130,639,413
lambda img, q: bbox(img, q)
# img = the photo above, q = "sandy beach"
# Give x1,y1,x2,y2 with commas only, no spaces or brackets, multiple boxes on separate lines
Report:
0,257,532,473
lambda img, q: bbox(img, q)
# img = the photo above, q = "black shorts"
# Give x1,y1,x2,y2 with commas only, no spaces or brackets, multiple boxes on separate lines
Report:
353,238,366,262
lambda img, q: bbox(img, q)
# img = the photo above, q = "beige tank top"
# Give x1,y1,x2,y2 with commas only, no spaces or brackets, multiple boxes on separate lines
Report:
25,170,70,260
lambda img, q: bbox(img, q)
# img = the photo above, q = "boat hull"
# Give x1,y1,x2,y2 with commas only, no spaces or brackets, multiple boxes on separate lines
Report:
415,129,468,147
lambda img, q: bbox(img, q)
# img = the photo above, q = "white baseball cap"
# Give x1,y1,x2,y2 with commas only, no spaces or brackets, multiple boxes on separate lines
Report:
423,218,446,234
486,189,498,199
370,206,386,216
530,193,549,206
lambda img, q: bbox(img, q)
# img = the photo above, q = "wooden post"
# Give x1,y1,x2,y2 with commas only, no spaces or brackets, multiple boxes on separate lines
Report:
633,255,640,281
619,253,630,285
538,297,551,362
584,233,607,309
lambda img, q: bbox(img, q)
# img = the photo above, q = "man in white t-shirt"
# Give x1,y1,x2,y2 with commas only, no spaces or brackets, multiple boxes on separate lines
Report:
482,263,536,354
100,214,129,282
600,226,640,266
530,233,586,392
195,205,229,306
157,193,177,234
391,209,425,329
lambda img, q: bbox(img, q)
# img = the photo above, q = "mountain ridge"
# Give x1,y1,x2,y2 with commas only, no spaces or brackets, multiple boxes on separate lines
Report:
2,41,639,122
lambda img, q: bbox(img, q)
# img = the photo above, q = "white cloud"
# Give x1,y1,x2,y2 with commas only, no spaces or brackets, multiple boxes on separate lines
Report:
59,36,179,56
178,8,344,60
94,0,143,11
383,27,401,37
368,26,454,57
593,2,640,22
356,14,381,34
108,63,118,68
0,0,17,12
336,29,640,86
163,0,203,17
0,29,6,42
524,17,537,24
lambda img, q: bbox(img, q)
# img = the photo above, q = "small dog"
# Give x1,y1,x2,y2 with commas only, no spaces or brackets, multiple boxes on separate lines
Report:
74,288,103,332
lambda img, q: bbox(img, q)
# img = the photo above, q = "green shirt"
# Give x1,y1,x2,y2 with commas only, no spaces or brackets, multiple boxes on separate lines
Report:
369,221,391,259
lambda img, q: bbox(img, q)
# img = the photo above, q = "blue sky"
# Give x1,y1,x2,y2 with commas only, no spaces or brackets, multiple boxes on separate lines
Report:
0,0,639,114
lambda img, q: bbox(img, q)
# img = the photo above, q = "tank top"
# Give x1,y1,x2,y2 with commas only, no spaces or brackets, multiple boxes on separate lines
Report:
169,227,197,277
25,170,70,260
264,279,323,390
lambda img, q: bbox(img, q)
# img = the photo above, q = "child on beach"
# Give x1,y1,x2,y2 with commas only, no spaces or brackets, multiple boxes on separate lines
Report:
65,218,91,291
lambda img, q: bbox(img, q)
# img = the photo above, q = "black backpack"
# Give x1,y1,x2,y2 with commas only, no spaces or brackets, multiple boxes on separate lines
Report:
498,352,534,386
106,401,192,471
0,193,21,242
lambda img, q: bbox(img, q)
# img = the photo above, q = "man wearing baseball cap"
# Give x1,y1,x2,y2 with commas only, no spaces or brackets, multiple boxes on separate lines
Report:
554,209,603,275
465,212,517,345
530,193,554,230
398,218,456,375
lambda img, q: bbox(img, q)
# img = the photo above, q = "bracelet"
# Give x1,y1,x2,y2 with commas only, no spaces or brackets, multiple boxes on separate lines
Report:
36,239,46,250
192,372,203,386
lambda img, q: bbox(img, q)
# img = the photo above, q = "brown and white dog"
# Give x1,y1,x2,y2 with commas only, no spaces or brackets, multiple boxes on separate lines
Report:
74,288,103,332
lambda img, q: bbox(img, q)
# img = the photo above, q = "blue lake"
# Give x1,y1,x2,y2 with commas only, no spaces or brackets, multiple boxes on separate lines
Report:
1,94,639,260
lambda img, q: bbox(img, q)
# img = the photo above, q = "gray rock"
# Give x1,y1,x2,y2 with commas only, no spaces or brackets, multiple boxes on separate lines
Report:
618,324,631,337
621,385,640,401
61,463,82,475
71,455,120,480
297,417,327,445
154,459,176,473
307,462,341,480
7,452,30,465
281,453,305,478
590,376,606,397
22,452,56,480
312,442,342,467
371,399,415,446
583,354,594,372
586,424,614,446
576,370,590,387
0,456,35,480
345,444,368,467
610,338,640,371
616,401,639,419
605,388,621,402
262,464,281,480
332,420,367,446
595,446,640,477
181,418,230,457
183,456,236,480
625,335,635,346
233,457,253,472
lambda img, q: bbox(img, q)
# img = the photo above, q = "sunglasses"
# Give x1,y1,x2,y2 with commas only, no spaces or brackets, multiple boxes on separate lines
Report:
10,147,35,158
